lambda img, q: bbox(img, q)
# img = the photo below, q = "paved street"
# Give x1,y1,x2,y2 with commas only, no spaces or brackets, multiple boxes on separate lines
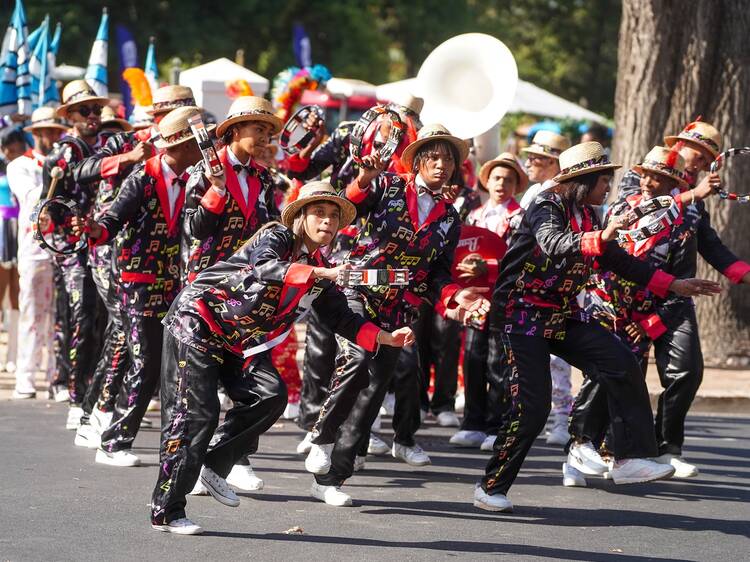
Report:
1,399,748,561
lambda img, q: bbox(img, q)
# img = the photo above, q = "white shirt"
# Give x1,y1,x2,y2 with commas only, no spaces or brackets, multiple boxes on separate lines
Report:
520,178,556,210
7,151,49,262
226,147,252,205
476,198,512,233
160,158,185,217
415,174,438,226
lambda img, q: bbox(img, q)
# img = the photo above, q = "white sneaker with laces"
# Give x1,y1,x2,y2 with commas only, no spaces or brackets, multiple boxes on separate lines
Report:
152,517,203,535
367,435,390,456
310,481,352,507
480,435,496,451
189,479,209,496
567,441,609,475
66,406,84,430
449,430,486,448
562,462,587,487
379,392,396,416
89,409,113,434
546,415,570,446
200,466,240,507
436,411,460,427
296,432,314,455
95,448,141,467
226,463,264,491
74,424,101,449
611,458,676,484
11,390,35,400
655,453,698,478
473,485,513,512
353,455,366,472
392,442,431,466
305,443,334,474
282,401,300,420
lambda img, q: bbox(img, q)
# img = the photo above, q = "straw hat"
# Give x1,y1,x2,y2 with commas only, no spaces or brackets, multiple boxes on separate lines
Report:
400,123,469,171
553,141,621,183
280,180,356,229
216,96,283,138
633,146,688,188
521,130,571,160
148,85,197,116
56,80,109,118
23,106,68,133
388,93,424,119
153,106,201,150
101,106,133,132
664,120,722,158
478,152,529,192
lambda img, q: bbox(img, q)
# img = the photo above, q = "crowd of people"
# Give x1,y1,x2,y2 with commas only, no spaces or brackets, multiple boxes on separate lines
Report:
2,77,748,535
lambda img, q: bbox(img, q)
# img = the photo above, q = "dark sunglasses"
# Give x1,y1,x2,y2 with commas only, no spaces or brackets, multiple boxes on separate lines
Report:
71,105,103,118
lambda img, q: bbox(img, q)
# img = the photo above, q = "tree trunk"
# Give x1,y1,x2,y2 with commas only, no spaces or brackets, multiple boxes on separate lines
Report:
612,0,750,367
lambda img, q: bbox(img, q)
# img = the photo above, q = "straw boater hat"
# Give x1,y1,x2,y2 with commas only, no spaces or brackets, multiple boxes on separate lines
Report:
55,80,109,118
153,106,201,150
101,106,133,132
280,180,356,229
478,152,529,192
633,146,688,189
521,130,571,160
553,141,621,183
400,123,470,170
664,120,722,159
216,96,284,138
148,85,197,116
23,106,68,132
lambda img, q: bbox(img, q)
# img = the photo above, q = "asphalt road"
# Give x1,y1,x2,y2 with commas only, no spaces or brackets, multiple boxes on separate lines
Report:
1,400,748,562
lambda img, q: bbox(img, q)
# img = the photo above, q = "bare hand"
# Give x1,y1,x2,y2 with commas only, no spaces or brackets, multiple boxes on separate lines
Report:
126,142,151,164
71,216,102,239
624,321,647,343
377,326,415,348
315,263,351,282
207,171,226,191
356,151,388,187
456,253,487,280
691,172,721,202
442,184,460,201
669,277,722,297
602,213,631,242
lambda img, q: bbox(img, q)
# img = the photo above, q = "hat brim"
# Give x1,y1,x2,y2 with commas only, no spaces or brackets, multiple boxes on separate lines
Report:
633,164,688,189
553,163,621,183
23,122,69,133
153,132,196,150
281,194,357,230
56,95,110,118
216,113,284,138
664,135,719,159
479,158,529,193
401,134,469,172
521,145,561,160
102,118,134,132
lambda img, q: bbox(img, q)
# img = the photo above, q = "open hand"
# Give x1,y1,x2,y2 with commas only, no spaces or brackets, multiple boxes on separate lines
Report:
377,326,415,347
669,278,722,297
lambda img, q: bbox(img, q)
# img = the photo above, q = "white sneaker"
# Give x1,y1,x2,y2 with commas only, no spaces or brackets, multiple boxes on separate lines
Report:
282,401,300,420
140,417,154,428
147,398,160,412
562,462,587,487
473,485,513,512
436,411,460,427
66,406,84,430
296,432,314,455
189,479,209,496
480,435,496,451
305,443,334,474
95,448,141,467
74,424,101,449
226,463,264,491
654,454,699,478
50,385,69,403
367,435,390,456
449,430,486,448
310,481,352,507
567,441,609,475
152,517,203,535
90,409,113,434
11,390,35,400
611,458,676,484
199,466,240,507
392,442,431,466
353,455,366,472
546,415,570,446
379,392,396,416
371,414,382,432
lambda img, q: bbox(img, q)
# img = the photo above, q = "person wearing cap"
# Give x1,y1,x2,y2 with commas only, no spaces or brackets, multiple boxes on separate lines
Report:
149,181,413,534
475,141,721,513
7,108,67,399
449,152,527,449
74,106,203,467
305,124,490,506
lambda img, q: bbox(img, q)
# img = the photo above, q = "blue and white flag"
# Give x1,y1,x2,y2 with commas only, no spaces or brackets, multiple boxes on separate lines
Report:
0,0,30,116
29,16,48,109
44,22,60,104
84,8,109,97
26,18,45,54
144,36,159,93
292,23,311,68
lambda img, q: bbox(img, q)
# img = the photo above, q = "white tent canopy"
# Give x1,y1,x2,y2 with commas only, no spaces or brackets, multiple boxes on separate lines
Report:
179,57,269,119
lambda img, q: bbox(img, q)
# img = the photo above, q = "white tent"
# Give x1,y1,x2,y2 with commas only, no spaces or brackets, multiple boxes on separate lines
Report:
179,57,269,119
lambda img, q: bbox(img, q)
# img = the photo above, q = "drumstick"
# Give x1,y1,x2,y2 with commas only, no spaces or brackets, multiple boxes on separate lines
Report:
45,167,64,200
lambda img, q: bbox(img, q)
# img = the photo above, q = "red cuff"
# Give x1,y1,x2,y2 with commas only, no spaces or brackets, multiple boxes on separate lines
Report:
723,260,750,284
121,271,157,283
639,314,667,340
355,321,380,352
200,186,227,215
440,283,462,308
581,231,604,257
90,226,110,246
100,155,121,178
286,153,311,173
284,263,316,286
486,259,499,286
345,179,370,204
647,269,675,298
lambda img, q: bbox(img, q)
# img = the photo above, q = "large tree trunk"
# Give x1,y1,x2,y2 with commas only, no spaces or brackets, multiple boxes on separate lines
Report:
612,0,750,367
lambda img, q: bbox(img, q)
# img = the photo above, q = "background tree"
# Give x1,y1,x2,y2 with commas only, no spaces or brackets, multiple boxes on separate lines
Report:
612,0,750,366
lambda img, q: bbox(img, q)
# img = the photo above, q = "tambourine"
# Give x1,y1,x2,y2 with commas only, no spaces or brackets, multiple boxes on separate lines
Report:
349,105,404,166
617,195,680,244
188,113,223,177
31,196,89,255
279,105,326,155
710,147,750,203
337,268,409,287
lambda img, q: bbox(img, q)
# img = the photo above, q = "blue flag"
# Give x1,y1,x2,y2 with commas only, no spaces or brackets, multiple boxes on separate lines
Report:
44,22,60,103
85,8,109,96
115,24,138,117
29,16,48,109
292,23,311,68
144,37,158,93
0,0,30,115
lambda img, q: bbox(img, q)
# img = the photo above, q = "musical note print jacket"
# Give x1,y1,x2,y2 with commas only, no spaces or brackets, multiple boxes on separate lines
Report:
489,190,677,340
163,224,381,357
94,154,185,318
286,121,358,189
344,173,461,330
182,146,276,283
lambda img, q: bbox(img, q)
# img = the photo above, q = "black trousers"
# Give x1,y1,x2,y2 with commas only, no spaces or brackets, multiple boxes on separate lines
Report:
460,325,507,434
51,262,70,389
151,333,287,525
482,321,657,496
298,308,337,432
100,314,162,452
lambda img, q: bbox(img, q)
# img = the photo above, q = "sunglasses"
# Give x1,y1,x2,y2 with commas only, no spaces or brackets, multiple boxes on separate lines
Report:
526,155,552,165
71,105,103,118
